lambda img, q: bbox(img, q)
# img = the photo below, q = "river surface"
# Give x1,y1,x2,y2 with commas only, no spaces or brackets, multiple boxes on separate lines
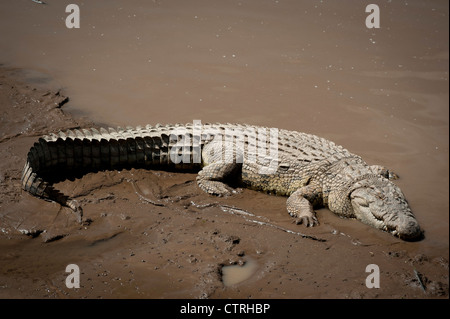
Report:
0,0,448,255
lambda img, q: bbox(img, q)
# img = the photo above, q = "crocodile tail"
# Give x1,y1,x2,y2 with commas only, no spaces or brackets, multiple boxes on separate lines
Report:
21,141,83,222
21,124,203,220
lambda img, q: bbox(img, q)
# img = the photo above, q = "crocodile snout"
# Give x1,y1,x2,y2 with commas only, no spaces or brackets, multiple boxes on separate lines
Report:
395,219,423,241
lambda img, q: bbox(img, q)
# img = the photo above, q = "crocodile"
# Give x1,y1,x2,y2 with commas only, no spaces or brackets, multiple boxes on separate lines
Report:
21,122,423,241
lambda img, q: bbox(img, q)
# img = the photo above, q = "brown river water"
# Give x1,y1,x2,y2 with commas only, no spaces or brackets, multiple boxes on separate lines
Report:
0,0,448,299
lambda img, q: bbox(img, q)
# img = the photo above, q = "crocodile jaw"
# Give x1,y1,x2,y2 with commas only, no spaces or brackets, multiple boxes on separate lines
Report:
350,182,423,241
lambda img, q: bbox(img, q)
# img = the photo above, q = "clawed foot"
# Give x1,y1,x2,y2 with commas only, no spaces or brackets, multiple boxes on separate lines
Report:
196,178,238,196
286,188,320,228
196,162,241,196
292,214,319,227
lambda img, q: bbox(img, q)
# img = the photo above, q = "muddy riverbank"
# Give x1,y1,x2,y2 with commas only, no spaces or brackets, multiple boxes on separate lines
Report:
0,66,448,299
0,0,448,299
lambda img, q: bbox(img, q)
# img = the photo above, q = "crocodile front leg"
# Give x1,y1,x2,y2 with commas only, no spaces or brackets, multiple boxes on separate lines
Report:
196,162,241,196
286,184,323,227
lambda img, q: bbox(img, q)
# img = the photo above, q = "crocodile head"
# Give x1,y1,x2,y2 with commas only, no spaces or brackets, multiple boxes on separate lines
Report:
349,177,423,241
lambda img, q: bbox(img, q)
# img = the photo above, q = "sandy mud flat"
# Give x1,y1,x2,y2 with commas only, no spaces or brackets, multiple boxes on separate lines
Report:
0,67,448,299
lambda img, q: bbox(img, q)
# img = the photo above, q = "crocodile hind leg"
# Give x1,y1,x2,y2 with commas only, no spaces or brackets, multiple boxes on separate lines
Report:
286,184,322,227
196,162,241,196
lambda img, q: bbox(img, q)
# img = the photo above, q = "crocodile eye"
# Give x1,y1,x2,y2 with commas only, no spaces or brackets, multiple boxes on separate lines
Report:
278,163,290,171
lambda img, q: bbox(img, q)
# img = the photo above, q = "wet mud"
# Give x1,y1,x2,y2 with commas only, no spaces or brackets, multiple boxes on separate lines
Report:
0,0,448,299
0,67,448,299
